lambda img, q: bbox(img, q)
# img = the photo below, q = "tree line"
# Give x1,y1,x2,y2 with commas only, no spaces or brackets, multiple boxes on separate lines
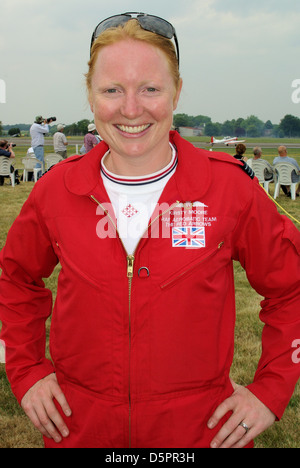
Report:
2,114,300,138
173,114,300,138
0,120,94,137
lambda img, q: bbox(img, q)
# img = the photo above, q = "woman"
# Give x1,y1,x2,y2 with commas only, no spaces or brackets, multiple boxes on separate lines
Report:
233,143,248,161
0,13,299,449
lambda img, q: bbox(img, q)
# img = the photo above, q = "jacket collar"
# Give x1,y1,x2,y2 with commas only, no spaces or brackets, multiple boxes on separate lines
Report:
64,131,211,202
64,140,109,196
171,131,211,201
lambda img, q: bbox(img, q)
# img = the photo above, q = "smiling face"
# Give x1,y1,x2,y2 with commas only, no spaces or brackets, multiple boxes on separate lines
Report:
88,39,182,175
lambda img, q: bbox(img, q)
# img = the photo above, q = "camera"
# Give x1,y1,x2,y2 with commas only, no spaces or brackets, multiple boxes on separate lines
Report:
7,143,16,148
46,117,57,123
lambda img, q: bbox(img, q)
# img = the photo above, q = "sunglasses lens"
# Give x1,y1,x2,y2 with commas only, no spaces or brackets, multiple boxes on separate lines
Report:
93,15,130,39
138,16,174,39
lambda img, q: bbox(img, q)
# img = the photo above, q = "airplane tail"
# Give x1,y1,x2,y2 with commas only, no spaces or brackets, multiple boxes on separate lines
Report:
211,136,215,143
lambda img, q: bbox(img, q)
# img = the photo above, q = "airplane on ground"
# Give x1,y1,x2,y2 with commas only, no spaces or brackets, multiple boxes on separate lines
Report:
210,136,246,146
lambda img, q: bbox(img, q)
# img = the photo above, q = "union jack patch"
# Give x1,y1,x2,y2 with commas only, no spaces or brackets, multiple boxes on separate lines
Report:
172,226,206,249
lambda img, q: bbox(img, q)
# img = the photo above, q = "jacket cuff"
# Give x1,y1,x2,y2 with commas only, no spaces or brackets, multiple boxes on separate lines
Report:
11,360,55,405
246,381,289,421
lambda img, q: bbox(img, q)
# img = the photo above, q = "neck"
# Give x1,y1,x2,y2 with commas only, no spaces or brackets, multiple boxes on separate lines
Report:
105,143,173,177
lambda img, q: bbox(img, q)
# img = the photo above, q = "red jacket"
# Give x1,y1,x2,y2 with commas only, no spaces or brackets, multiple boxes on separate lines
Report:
0,132,299,448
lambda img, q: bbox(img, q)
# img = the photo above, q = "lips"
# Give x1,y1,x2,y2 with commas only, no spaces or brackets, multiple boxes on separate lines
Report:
116,124,151,134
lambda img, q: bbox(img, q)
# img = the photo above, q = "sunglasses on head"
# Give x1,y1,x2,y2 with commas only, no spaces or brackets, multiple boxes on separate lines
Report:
90,12,180,66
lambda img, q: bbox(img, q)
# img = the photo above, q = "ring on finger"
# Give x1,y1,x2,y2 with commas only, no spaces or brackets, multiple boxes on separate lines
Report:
238,421,250,434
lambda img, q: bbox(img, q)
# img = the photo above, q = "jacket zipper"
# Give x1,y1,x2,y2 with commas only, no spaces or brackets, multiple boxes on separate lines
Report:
90,195,179,447
127,253,134,447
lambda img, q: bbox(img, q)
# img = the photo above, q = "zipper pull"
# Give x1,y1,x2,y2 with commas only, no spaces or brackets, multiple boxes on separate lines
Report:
127,255,135,278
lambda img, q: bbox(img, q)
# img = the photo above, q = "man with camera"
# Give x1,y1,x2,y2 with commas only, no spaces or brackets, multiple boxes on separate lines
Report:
0,139,19,185
30,116,56,173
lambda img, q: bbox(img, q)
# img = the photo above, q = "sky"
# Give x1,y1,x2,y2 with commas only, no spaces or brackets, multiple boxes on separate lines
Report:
1,0,300,126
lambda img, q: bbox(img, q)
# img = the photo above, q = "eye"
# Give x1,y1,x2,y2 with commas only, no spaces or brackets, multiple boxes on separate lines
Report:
106,88,118,94
146,87,157,93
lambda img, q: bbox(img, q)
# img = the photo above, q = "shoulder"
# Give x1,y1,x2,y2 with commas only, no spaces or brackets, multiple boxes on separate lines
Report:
32,154,85,205
38,154,83,182
205,149,255,179
45,154,83,171
171,131,255,181
287,156,299,166
34,142,109,197
260,158,272,164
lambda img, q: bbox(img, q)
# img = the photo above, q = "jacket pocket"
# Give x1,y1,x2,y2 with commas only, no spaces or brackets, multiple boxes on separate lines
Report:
46,377,127,448
54,240,104,291
160,241,225,291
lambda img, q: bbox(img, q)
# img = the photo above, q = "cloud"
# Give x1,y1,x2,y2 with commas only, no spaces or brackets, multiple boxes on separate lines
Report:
171,0,300,122
0,0,187,124
1,0,300,125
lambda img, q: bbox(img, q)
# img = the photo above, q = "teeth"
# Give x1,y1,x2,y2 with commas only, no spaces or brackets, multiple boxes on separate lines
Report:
117,124,150,134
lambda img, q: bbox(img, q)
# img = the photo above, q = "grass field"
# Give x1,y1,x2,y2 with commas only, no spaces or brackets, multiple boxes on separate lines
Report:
0,140,299,448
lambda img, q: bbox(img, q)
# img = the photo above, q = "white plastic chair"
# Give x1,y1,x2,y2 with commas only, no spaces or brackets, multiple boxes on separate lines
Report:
274,162,299,200
22,156,43,182
0,339,5,363
251,160,274,193
0,156,15,187
45,153,63,170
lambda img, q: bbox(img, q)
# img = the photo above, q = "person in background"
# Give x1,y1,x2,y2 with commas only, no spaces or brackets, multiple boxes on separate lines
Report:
233,143,248,161
0,139,19,185
53,124,68,159
30,116,52,171
247,147,274,181
273,146,300,197
84,123,99,152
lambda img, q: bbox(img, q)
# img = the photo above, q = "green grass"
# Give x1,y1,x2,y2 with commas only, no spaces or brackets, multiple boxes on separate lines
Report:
0,143,299,448
10,142,79,168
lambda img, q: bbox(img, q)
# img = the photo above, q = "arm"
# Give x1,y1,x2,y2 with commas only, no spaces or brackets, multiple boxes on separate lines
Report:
0,186,58,401
92,135,98,147
233,184,300,418
0,149,12,158
0,185,71,442
209,180,300,447
37,122,50,134
7,144,15,158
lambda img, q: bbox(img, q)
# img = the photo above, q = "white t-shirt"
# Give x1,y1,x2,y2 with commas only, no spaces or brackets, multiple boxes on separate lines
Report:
101,143,177,254
53,132,67,152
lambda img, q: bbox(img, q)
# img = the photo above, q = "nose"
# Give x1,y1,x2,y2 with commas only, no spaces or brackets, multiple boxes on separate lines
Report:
120,91,143,120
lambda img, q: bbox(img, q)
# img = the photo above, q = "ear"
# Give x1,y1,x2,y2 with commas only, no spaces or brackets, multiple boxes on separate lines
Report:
173,78,183,111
